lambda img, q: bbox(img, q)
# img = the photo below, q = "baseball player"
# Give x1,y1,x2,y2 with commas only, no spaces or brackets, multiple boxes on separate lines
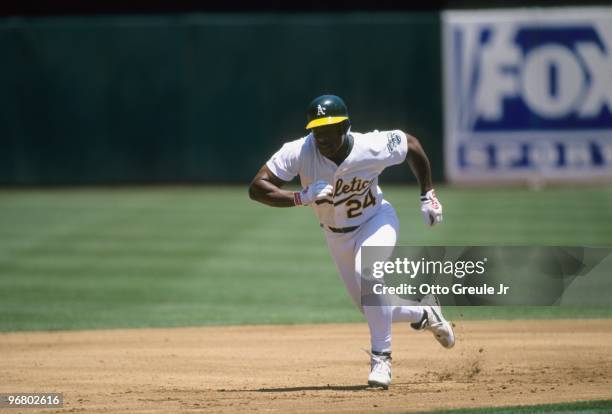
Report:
248,95,455,389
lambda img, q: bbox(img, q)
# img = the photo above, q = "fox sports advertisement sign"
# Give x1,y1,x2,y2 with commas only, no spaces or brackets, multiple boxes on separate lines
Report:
443,8,612,184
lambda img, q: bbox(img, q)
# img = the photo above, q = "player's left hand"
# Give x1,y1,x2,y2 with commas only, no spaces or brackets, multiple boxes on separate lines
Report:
420,189,443,226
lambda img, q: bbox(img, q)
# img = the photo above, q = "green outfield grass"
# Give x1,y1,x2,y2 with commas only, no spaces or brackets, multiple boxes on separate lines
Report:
420,399,612,414
1,185,611,331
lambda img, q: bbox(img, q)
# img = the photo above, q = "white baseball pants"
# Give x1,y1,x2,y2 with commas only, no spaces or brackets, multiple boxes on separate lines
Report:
324,200,423,353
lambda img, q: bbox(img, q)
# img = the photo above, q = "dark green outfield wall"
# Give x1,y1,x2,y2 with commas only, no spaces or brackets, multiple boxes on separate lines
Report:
0,13,442,184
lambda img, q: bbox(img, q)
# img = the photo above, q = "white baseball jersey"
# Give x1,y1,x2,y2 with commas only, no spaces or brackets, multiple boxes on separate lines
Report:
266,130,408,228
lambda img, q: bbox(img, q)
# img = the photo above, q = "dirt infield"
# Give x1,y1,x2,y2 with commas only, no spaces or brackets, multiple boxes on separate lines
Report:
1,320,611,413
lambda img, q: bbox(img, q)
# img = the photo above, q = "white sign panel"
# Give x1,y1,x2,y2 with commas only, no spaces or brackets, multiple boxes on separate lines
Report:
443,8,612,184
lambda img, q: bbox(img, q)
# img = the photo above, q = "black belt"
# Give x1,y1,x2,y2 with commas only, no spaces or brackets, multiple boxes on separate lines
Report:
323,225,359,233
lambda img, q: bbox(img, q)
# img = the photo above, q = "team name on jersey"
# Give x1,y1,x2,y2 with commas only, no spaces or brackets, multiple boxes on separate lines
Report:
334,177,375,198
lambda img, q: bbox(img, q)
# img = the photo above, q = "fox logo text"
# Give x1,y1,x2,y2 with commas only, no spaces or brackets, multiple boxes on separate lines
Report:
443,9,612,183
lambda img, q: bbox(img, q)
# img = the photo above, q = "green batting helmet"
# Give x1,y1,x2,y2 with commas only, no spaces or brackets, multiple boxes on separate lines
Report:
305,95,349,129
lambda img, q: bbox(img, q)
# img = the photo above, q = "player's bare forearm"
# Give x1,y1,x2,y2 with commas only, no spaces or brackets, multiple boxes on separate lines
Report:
406,134,434,195
248,165,296,207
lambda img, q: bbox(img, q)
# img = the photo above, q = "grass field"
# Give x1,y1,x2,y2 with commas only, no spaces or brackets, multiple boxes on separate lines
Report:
424,399,612,414
1,185,612,331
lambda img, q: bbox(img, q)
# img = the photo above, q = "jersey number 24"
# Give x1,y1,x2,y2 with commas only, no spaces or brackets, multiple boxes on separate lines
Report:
346,189,376,218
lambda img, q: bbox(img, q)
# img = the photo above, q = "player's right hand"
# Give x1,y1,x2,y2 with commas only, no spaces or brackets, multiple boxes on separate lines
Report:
294,180,333,206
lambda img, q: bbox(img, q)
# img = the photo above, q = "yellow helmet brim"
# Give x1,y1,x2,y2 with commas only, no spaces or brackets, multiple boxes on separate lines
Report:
306,116,349,129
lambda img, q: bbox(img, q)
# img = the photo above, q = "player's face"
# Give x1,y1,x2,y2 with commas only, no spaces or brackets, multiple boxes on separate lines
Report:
312,123,346,158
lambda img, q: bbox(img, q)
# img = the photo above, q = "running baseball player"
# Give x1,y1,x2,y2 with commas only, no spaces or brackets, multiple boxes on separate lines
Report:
248,95,455,389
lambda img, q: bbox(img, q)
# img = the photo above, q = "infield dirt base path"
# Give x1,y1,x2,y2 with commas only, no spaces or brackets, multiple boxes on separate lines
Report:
1,320,612,413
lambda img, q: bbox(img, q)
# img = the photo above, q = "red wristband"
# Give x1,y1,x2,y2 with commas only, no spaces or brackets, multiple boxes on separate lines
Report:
293,191,302,206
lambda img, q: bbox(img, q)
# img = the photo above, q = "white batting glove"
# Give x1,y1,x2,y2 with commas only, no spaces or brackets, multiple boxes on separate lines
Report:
420,189,443,226
294,180,333,206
